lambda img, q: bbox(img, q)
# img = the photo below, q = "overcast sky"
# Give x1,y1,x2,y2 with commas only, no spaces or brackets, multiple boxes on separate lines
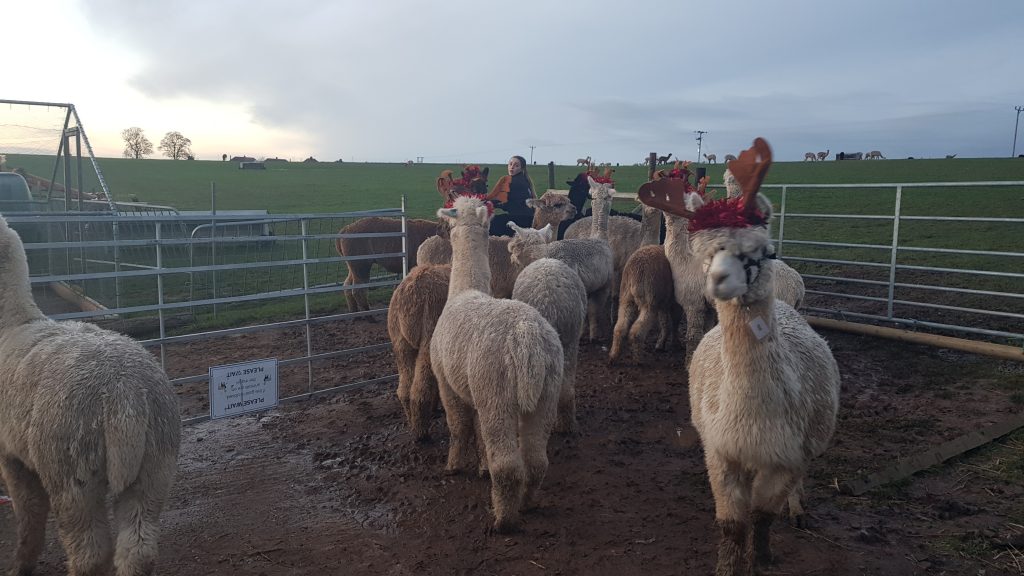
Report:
6,0,1024,164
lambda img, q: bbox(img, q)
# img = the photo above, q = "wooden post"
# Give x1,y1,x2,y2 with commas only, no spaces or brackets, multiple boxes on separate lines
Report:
547,161,555,190
648,153,657,181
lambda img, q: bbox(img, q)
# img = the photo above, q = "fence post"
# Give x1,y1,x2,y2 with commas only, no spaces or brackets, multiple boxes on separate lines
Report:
301,218,313,392
548,162,555,190
210,182,217,317
155,221,167,369
648,153,657,180
776,185,788,257
401,195,409,278
887,185,903,319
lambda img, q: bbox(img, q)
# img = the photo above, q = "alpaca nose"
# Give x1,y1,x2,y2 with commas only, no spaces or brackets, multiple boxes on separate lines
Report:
710,270,729,288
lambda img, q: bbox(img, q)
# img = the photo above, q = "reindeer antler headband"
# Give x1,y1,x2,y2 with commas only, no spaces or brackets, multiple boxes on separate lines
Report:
638,137,772,233
436,165,490,203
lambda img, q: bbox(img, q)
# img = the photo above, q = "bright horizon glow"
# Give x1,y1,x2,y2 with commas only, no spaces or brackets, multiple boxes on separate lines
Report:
5,0,1024,164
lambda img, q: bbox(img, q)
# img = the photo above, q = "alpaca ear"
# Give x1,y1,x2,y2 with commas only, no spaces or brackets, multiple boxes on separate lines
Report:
540,224,554,242
755,193,774,222
437,207,457,222
476,205,490,224
685,192,705,212
481,166,489,180
525,198,536,209
587,175,597,189
507,221,521,233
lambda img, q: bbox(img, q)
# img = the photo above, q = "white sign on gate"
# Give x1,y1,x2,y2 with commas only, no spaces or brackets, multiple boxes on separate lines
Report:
209,358,279,419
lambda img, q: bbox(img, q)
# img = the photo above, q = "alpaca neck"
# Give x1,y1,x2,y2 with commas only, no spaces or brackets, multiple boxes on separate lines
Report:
662,213,692,263
713,267,781,385
0,250,47,332
590,195,610,240
447,226,491,298
639,210,663,246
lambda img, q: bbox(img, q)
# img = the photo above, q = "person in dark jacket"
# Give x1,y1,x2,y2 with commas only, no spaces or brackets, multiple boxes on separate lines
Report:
487,155,536,236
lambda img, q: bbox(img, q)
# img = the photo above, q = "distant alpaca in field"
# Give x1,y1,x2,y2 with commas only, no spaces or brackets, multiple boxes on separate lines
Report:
803,152,816,161
387,264,451,440
0,215,181,576
336,217,438,312
512,258,587,434
683,139,840,576
723,154,737,163
703,153,717,164
866,150,885,159
576,156,591,167
657,153,673,165
817,149,830,161
430,195,563,533
945,154,957,159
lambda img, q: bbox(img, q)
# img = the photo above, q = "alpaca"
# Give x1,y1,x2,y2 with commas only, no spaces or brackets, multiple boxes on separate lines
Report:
682,139,840,576
416,234,519,299
0,215,181,576
866,150,885,159
429,195,563,532
638,175,714,367
608,244,680,365
723,154,737,163
336,217,438,312
512,258,587,434
723,168,805,309
703,153,717,164
562,183,664,303
576,156,591,167
803,152,816,161
387,263,451,441
945,153,957,159
657,153,673,165
508,176,615,342
529,191,577,234
817,149,830,161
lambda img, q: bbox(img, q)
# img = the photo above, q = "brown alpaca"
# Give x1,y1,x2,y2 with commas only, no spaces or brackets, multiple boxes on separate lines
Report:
387,264,451,441
529,192,577,230
336,217,438,312
803,152,816,161
608,245,680,365
657,153,673,164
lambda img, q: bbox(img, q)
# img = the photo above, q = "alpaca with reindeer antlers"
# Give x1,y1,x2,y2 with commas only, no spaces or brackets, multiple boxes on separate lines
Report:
640,138,840,576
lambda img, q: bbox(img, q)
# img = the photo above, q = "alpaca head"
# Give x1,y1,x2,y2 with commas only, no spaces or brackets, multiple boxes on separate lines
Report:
528,192,576,229
586,173,616,205
506,223,553,268
690,197,775,302
437,195,493,246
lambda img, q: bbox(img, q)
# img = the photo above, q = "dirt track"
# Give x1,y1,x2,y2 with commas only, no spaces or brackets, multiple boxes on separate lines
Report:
2,319,1023,575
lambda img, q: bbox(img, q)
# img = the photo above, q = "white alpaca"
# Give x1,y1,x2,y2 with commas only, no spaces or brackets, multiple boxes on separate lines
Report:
562,198,663,304
512,258,587,434
684,139,840,575
417,235,518,298
508,176,615,342
0,215,181,576
429,195,563,533
724,168,805,309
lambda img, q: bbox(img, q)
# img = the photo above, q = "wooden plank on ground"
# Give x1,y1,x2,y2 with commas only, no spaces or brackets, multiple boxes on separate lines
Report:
839,410,1024,496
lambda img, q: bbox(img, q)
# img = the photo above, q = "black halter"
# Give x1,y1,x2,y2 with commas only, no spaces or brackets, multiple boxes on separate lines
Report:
739,248,776,285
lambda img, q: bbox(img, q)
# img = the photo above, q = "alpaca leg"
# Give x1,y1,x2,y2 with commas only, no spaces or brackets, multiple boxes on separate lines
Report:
392,337,417,428
1,458,51,576
654,309,672,351
112,456,177,576
519,390,557,510
786,477,807,526
706,455,754,576
409,346,439,442
608,298,638,364
437,375,476,474
587,285,611,342
343,268,358,313
50,481,114,576
684,303,708,367
353,262,373,312
749,468,797,571
477,407,526,533
555,342,579,435
627,308,656,364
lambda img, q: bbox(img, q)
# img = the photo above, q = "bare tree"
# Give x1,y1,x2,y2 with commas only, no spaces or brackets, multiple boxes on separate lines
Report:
222,153,227,161
121,127,153,159
159,131,193,160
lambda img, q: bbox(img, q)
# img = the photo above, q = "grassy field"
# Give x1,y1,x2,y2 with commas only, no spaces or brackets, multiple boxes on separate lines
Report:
4,153,1022,340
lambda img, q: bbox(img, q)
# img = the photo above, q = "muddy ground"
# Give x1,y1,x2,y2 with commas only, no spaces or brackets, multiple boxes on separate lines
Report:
2,316,1023,575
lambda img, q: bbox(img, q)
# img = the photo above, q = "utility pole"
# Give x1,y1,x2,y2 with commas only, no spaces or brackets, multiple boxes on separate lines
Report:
694,130,707,162
529,145,536,164
1013,106,1024,158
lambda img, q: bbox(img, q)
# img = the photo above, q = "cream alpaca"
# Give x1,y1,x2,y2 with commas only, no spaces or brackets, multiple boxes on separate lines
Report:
685,142,840,575
0,215,181,576
512,258,587,434
417,235,518,299
429,196,563,533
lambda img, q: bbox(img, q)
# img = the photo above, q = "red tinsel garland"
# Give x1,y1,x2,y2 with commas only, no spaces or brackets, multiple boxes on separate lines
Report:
687,197,766,233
